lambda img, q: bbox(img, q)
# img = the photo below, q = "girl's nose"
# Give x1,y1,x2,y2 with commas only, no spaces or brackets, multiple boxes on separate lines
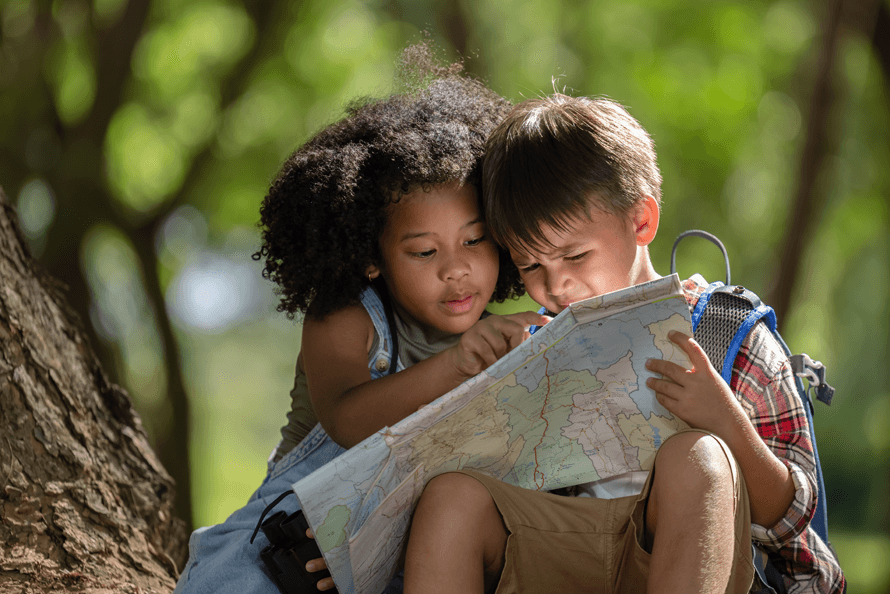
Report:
442,252,471,281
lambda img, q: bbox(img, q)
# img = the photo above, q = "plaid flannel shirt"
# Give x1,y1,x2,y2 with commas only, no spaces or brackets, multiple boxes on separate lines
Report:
683,276,845,594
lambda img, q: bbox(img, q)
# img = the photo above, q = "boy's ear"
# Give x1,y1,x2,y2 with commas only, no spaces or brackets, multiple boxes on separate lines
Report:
633,195,659,246
365,264,381,281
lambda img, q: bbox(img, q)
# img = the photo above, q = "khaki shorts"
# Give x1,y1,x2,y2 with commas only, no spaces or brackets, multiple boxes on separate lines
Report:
454,430,753,594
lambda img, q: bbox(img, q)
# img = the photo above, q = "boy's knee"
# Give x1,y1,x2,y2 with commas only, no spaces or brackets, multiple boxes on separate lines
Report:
416,472,497,520
656,431,736,489
647,432,737,534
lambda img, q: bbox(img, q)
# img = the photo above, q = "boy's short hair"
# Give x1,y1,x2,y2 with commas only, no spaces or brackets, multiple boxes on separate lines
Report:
482,94,662,253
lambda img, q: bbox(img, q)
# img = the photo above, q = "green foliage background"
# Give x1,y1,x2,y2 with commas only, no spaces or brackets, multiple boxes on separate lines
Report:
2,0,887,590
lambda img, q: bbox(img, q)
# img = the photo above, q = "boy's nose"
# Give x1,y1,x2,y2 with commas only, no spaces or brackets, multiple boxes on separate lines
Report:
545,268,573,298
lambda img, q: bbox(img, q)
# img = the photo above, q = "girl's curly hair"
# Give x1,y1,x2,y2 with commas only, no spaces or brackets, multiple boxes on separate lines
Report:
255,45,524,319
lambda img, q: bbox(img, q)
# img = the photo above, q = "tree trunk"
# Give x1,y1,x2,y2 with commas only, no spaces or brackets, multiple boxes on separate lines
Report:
0,185,187,592
766,0,844,325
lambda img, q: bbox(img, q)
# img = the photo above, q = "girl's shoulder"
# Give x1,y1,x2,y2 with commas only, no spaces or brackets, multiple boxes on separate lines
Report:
303,302,377,355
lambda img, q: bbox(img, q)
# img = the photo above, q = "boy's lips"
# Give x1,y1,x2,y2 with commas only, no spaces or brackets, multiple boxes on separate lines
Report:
551,297,573,310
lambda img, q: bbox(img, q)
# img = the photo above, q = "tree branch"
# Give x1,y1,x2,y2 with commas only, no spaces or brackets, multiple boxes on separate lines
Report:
766,0,845,325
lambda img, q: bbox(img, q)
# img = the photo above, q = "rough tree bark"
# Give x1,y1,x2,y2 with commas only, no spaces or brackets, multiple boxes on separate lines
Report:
0,185,187,592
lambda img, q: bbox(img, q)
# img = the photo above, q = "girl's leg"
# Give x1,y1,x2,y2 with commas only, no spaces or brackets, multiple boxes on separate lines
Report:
404,473,508,594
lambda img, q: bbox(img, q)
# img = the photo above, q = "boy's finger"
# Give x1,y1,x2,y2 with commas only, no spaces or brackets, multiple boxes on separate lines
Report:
317,576,335,591
649,382,678,410
645,358,688,382
668,330,708,364
647,377,681,401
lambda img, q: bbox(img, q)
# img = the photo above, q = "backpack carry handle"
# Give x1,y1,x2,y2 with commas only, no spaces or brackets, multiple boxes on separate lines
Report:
670,230,731,286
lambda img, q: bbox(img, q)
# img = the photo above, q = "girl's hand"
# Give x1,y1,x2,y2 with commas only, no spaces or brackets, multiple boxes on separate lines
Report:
305,529,334,591
448,311,550,378
644,330,747,438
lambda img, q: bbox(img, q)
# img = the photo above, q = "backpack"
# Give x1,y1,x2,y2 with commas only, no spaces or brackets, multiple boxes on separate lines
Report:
670,229,837,592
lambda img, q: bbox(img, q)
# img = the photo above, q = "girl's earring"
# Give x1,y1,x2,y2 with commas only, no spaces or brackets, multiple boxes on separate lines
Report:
368,273,373,283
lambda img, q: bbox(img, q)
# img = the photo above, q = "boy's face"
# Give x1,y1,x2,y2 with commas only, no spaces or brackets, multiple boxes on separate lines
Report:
508,196,659,313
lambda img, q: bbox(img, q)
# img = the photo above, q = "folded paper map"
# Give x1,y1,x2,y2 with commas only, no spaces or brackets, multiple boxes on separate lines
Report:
292,274,692,594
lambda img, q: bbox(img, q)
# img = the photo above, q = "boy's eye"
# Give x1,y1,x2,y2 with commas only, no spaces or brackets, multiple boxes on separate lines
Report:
519,263,540,273
465,236,487,247
564,251,589,262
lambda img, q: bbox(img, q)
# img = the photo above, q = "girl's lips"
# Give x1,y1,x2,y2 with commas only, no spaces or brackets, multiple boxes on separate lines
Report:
444,294,474,313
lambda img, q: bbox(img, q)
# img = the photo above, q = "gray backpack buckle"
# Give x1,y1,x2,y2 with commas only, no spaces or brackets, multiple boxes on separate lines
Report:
790,354,835,406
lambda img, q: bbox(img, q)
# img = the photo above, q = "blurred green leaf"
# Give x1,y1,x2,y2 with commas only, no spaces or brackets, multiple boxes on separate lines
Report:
44,35,96,124
105,102,187,212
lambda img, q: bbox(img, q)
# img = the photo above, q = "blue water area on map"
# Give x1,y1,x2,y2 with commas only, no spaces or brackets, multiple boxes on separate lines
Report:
515,357,548,393
652,425,663,448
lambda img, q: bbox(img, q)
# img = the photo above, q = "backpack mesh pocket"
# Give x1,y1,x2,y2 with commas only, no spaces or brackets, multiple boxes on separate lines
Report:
695,292,752,371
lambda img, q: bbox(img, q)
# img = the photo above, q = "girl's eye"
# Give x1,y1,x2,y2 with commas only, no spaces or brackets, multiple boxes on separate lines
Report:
465,236,487,247
412,249,436,258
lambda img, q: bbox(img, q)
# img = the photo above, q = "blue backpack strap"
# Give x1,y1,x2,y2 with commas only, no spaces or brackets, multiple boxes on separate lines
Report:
674,231,837,589
694,283,831,545
771,330,831,544
690,280,725,331
693,285,777,385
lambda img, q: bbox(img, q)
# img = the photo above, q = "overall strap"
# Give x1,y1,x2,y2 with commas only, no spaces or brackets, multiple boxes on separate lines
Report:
374,281,400,377
359,284,402,376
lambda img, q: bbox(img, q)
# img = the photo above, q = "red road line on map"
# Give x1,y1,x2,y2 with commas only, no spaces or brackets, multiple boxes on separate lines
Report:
533,352,553,489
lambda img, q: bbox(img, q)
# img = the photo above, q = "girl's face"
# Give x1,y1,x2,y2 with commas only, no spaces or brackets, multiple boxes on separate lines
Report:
374,181,499,335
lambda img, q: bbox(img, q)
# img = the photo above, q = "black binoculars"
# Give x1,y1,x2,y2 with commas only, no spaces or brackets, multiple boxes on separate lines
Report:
259,509,332,593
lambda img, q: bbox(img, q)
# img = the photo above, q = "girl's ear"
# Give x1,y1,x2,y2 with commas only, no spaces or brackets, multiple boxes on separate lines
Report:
365,264,381,281
633,195,659,246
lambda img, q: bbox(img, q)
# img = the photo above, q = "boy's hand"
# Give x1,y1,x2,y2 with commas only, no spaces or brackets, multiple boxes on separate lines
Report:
305,528,334,591
448,312,550,378
644,330,746,437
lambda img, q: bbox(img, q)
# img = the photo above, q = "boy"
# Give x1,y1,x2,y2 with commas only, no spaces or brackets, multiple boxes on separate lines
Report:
402,95,845,593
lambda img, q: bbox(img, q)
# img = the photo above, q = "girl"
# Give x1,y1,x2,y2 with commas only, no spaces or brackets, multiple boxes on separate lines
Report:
174,47,545,594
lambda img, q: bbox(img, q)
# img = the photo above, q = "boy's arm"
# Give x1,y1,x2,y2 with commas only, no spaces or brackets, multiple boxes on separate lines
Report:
646,329,816,541
302,305,547,448
726,323,819,547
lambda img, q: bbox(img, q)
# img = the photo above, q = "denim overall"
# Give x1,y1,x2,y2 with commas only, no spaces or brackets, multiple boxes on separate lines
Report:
175,286,404,593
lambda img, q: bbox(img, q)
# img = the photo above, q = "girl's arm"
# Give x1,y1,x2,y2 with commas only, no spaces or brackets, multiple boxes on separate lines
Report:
303,305,547,449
